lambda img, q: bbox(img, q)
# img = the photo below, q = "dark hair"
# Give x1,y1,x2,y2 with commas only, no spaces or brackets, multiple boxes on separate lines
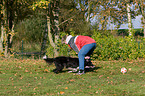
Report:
61,35,68,44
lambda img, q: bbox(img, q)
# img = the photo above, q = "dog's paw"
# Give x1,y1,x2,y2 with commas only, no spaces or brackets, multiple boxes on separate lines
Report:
85,65,95,68
67,68,78,73
68,71,73,73
43,55,47,59
53,69,58,73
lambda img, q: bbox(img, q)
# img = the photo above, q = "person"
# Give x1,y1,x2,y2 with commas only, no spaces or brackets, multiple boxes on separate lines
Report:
65,35,96,75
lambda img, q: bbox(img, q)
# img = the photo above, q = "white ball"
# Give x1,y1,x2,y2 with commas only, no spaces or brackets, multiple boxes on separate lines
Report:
121,67,127,73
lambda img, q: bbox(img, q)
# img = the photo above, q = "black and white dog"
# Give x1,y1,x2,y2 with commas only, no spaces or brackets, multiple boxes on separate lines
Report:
43,55,95,73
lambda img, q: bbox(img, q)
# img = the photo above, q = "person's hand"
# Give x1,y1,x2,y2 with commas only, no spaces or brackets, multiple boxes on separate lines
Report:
85,56,90,59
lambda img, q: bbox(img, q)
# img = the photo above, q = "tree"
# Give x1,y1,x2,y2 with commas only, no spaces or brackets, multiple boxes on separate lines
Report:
0,0,35,57
59,0,91,35
90,0,137,34
126,0,133,36
135,0,145,38
49,0,60,56
0,1,2,53
32,0,60,56
1,0,10,57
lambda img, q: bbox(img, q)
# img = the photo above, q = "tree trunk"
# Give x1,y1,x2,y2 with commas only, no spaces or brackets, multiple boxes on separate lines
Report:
139,0,145,38
143,18,145,38
0,24,4,52
2,0,9,58
1,0,15,57
41,16,48,54
126,3,132,37
47,15,59,56
86,0,91,22
47,0,60,57
52,0,60,44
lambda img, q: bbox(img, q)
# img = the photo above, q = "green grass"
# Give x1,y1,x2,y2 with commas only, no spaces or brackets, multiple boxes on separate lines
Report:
0,59,145,96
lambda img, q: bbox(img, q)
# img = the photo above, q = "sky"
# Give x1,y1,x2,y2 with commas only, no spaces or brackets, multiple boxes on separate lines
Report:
91,15,143,30
119,15,143,29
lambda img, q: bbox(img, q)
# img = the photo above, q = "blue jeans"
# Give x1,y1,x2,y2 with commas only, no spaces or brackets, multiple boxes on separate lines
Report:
78,43,96,70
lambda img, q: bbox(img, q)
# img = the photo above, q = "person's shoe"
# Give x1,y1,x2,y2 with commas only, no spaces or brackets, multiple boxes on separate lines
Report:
76,70,85,75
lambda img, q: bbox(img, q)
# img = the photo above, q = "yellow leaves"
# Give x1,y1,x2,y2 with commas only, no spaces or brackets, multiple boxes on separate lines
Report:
70,9,73,11
70,19,73,21
8,31,15,36
31,0,50,10
92,14,96,18
81,8,84,11
1,10,3,14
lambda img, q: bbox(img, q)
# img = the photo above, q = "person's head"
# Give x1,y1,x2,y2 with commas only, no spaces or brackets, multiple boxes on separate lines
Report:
65,35,73,44
61,35,73,44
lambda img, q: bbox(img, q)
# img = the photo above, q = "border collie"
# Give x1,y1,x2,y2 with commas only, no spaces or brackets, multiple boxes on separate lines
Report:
43,55,95,73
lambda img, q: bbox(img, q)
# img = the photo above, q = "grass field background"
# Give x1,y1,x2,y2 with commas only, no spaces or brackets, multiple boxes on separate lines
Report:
0,58,145,96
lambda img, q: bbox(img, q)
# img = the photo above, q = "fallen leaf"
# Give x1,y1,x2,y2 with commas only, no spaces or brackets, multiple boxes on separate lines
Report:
14,73,17,76
95,91,98,93
60,91,65,94
44,69,49,72
33,87,38,90
25,69,29,72
65,87,68,89
20,77,23,79
70,79,75,82
99,75,103,78
131,79,135,82
19,88,22,91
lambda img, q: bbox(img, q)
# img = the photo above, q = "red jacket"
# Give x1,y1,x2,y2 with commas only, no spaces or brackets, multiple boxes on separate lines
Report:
68,35,96,52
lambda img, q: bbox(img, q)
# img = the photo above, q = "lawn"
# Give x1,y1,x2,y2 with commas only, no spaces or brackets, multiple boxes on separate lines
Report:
0,58,145,96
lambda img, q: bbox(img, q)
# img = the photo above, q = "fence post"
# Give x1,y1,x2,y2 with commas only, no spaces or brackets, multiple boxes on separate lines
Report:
21,40,23,59
138,41,140,49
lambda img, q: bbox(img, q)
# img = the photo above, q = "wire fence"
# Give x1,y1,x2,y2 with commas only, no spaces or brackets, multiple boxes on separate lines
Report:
11,39,145,60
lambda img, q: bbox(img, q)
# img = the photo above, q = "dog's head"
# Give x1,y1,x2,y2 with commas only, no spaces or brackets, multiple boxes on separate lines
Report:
43,55,54,65
42,55,47,60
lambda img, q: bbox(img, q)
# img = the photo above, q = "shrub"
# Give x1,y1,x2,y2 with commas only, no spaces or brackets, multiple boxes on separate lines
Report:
91,31,145,60
46,32,77,58
46,30,145,60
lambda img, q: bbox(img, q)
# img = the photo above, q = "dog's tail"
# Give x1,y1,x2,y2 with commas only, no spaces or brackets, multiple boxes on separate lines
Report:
43,55,54,64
